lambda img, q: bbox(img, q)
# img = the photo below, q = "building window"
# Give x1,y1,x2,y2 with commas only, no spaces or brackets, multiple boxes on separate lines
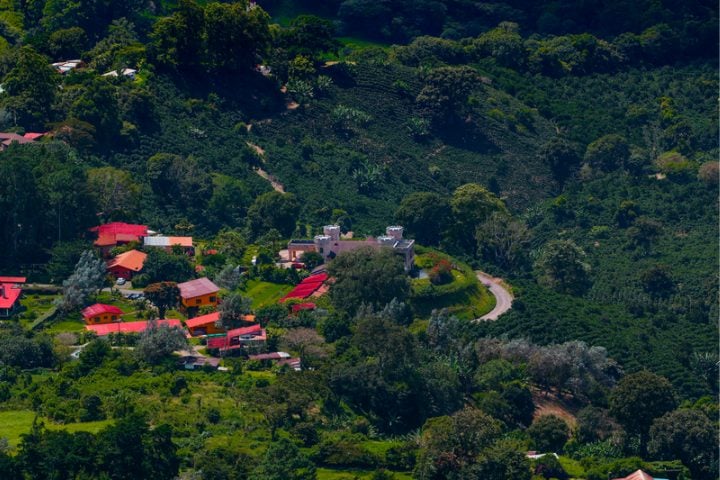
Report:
209,296,216,303
196,298,201,305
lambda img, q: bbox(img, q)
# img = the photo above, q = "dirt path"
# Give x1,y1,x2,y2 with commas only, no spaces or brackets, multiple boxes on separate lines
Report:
254,167,285,193
474,271,513,321
246,141,286,193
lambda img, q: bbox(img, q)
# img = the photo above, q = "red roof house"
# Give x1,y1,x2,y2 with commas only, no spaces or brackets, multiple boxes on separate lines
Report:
81,303,123,324
178,278,220,310
86,319,182,336
0,276,27,284
90,222,148,249
291,303,316,313
207,324,266,352
185,311,225,336
0,283,22,318
612,470,667,480
106,249,147,279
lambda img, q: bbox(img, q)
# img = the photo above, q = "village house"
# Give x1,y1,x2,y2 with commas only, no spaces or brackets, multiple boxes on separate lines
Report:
185,311,256,336
86,319,182,336
101,68,137,79
51,59,85,74
611,470,669,480
106,249,147,279
0,132,42,150
287,225,415,271
143,235,194,255
81,303,123,325
90,222,148,255
248,352,301,371
177,278,220,315
207,324,267,354
0,276,25,318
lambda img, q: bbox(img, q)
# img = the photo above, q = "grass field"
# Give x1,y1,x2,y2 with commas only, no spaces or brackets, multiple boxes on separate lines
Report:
0,410,112,449
318,468,412,480
241,279,293,308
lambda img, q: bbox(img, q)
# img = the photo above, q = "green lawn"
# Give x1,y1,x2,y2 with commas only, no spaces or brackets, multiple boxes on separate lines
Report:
15,293,59,329
318,468,412,480
0,410,112,449
241,279,293,308
559,455,587,479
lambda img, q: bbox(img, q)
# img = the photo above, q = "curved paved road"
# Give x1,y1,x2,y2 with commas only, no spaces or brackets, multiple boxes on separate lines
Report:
475,271,513,321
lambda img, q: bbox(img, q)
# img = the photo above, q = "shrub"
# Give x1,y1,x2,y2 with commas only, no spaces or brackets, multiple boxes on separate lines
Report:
655,151,693,175
428,259,453,285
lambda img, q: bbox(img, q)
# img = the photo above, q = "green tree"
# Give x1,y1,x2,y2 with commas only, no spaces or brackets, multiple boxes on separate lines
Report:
414,407,502,479
416,65,480,124
150,0,205,70
1,46,59,129
142,249,194,284
584,134,630,172
648,409,718,480
48,27,88,58
143,282,180,319
395,192,450,246
527,415,570,452
609,371,676,452
640,264,674,297
218,292,253,329
57,250,107,313
47,240,88,282
299,251,324,270
476,212,530,272
328,247,410,316
86,166,141,220
280,15,339,59
539,137,581,184
450,183,507,252
204,1,271,71
135,319,188,364
534,239,591,294
251,437,316,480
247,191,300,238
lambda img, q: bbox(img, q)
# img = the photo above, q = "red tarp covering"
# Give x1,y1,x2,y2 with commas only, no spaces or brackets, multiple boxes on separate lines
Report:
279,274,327,302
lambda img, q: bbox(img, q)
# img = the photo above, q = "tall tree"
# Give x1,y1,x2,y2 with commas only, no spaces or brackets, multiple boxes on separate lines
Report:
328,247,409,316
143,282,180,319
135,319,188,364
533,239,591,294
609,370,676,453
395,191,450,246
250,437,316,480
57,250,107,313
648,409,718,480
218,292,253,329
247,191,300,238
1,46,59,129
450,183,507,252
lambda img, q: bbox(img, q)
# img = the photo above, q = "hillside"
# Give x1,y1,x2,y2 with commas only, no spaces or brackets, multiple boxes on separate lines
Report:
0,0,717,479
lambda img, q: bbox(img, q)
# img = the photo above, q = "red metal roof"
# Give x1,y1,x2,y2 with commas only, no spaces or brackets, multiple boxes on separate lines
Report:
0,276,26,284
86,319,182,336
90,222,148,236
291,303,316,312
106,250,147,272
0,284,21,309
226,324,262,338
612,470,656,480
81,303,123,319
279,274,327,302
23,132,46,140
178,277,220,299
185,311,220,329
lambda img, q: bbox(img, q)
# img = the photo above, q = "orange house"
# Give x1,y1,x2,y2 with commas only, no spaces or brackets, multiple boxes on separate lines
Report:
178,278,220,313
82,303,123,324
185,311,256,336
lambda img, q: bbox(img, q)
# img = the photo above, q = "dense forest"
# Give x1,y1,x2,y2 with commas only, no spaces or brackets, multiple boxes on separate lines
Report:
0,0,717,479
